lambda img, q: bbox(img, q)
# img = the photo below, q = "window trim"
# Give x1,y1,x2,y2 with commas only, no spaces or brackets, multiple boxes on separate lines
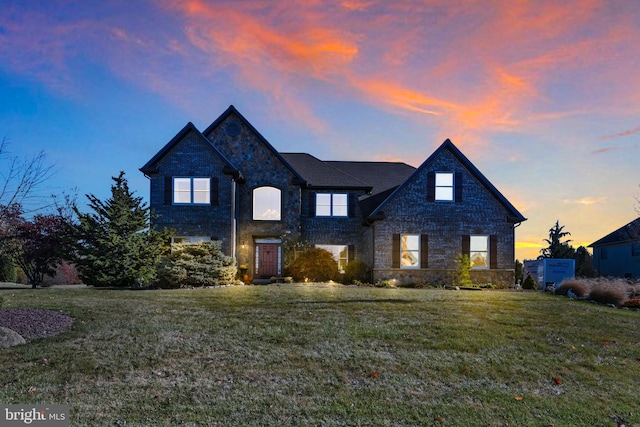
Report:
315,193,348,217
400,234,420,269
435,172,454,202
252,186,282,221
316,244,349,272
173,177,211,205
469,234,489,269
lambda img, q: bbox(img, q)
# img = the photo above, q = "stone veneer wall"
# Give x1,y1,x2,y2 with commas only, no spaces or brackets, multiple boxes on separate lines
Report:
149,129,234,254
371,149,516,287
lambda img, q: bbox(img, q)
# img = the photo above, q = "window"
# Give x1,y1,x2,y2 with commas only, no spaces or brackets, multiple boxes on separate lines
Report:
173,178,210,204
401,234,420,268
316,193,348,217
435,172,454,201
253,186,281,220
316,244,348,272
470,235,488,268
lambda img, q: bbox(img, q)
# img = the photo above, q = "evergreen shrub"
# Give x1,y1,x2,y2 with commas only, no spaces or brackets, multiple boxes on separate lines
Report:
342,260,369,285
522,273,537,290
0,254,17,282
156,241,236,288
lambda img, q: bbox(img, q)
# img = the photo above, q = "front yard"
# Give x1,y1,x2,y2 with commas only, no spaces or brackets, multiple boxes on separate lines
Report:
1,284,639,426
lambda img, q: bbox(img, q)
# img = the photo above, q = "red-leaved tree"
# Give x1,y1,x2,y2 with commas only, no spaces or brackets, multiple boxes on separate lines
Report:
0,205,70,288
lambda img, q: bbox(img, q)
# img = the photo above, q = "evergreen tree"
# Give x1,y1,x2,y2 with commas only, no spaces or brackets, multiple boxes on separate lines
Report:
71,172,170,287
574,246,597,278
540,220,575,259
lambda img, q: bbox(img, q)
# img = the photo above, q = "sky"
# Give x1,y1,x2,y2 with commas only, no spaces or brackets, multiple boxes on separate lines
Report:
1,0,639,261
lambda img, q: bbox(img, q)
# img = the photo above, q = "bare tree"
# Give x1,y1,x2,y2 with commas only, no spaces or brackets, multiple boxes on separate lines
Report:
0,138,56,210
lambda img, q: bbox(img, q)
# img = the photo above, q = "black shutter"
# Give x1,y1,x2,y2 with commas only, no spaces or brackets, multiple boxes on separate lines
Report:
348,245,355,262
426,172,435,202
348,194,356,217
454,172,463,203
420,234,429,268
462,235,470,257
164,176,173,205
211,177,219,206
308,192,316,217
392,234,400,268
490,235,498,269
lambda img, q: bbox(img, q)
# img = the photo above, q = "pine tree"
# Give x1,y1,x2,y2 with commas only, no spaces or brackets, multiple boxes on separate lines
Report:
71,172,170,287
540,220,575,259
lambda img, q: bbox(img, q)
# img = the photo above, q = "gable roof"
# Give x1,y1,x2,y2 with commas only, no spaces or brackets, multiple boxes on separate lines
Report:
368,139,527,223
140,122,240,179
589,217,640,247
202,105,307,185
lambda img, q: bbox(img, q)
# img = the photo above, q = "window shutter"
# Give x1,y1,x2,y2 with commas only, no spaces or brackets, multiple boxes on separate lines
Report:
454,172,463,203
348,194,356,218
308,192,316,217
348,245,355,262
392,234,400,268
420,234,429,268
426,172,435,202
462,235,470,257
164,176,173,205
490,235,498,269
211,177,219,206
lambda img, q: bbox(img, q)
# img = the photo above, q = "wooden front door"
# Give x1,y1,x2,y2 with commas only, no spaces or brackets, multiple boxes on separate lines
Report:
256,243,279,278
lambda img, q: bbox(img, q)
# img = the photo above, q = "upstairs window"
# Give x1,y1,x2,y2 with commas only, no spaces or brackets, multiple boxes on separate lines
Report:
173,177,210,205
316,193,348,217
435,172,454,201
253,186,281,221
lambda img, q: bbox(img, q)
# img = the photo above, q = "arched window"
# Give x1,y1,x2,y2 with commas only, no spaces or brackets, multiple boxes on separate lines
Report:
253,186,281,221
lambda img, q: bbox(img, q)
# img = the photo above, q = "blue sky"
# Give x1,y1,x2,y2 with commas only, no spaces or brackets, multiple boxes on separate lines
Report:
1,0,639,260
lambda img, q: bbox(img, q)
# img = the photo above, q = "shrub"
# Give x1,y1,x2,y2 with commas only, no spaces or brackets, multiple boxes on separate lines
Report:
455,254,473,287
589,279,631,307
0,254,17,282
522,273,537,290
286,248,339,283
623,297,640,308
556,279,591,298
342,260,369,285
156,241,236,288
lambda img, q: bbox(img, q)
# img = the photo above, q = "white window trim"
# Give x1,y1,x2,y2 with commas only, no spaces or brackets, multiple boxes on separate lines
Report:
173,177,211,205
316,244,348,272
470,235,489,269
252,186,282,221
435,172,454,202
400,234,420,269
316,193,348,217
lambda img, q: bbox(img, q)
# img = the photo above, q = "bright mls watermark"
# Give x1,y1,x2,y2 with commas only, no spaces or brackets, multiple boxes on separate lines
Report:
2,404,69,426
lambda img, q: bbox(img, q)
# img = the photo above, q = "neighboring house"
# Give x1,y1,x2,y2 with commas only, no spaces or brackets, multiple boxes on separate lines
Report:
140,105,526,286
589,217,640,279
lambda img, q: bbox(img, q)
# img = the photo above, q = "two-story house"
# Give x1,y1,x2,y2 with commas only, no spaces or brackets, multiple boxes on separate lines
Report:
140,105,526,286
589,217,640,279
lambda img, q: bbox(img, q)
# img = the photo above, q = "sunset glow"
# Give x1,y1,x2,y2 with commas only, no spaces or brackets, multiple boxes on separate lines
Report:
1,0,639,261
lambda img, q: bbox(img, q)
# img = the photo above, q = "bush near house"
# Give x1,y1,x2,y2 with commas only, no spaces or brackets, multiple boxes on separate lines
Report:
342,260,370,285
156,241,236,288
286,248,339,283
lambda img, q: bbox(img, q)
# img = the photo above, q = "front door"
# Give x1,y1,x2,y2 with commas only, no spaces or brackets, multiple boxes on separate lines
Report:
256,243,280,278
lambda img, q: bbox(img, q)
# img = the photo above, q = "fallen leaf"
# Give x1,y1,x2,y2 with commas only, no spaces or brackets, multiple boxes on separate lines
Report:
371,372,379,379
553,377,562,385
515,395,523,401
435,416,442,422
28,386,37,393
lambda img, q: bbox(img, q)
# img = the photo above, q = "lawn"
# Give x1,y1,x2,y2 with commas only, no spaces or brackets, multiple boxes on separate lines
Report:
1,284,639,426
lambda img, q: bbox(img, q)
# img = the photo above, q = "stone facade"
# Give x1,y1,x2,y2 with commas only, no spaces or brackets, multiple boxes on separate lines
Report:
141,105,526,286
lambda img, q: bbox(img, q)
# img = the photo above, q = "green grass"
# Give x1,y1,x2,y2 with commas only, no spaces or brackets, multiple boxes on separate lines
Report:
1,284,639,426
